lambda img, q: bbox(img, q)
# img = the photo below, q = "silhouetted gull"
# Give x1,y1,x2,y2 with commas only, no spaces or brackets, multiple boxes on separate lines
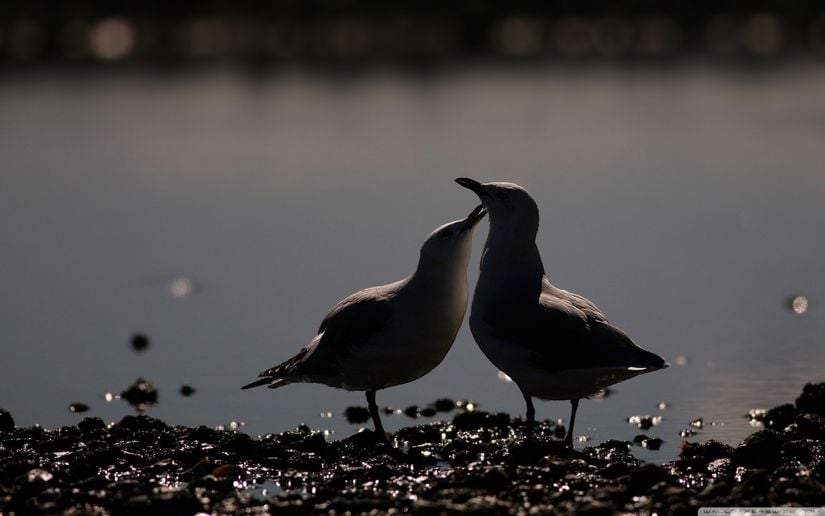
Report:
455,178,667,446
242,205,487,444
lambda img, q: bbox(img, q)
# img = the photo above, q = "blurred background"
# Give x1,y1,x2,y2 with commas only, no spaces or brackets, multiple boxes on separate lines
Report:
2,1,824,462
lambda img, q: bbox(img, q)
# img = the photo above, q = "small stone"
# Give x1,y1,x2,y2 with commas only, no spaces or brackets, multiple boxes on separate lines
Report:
130,333,150,352
642,437,664,450
343,406,370,424
419,407,437,418
403,406,420,418
0,409,15,431
626,463,670,492
433,398,456,412
627,415,661,430
745,408,766,422
680,440,734,461
211,464,245,478
452,411,510,431
26,468,53,483
69,403,90,413
796,382,825,417
120,378,158,411
78,417,106,434
762,403,797,429
732,430,782,469
180,385,196,397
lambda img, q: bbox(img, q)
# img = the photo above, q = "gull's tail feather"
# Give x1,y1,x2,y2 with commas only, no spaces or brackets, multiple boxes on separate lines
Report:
240,347,309,390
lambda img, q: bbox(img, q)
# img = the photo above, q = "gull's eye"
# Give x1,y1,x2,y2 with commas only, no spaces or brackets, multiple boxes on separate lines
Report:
496,191,508,199
440,229,454,238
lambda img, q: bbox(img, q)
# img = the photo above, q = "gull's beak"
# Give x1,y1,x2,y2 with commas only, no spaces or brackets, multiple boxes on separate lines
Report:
455,177,487,197
461,204,487,232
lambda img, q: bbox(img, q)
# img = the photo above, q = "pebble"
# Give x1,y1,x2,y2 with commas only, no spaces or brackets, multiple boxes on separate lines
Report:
68,403,89,413
130,333,150,352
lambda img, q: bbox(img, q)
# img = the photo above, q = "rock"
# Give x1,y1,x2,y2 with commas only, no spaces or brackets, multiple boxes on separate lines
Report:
732,430,783,469
626,463,671,492
796,382,825,417
761,403,798,430
78,417,106,434
180,385,196,397
433,398,456,412
120,378,158,411
627,415,661,430
343,406,370,424
403,406,420,418
419,407,437,418
598,461,632,479
130,333,150,352
642,437,664,450
0,409,14,431
781,439,821,464
211,464,245,479
679,440,734,462
116,414,168,432
452,411,510,431
791,412,825,440
68,403,90,414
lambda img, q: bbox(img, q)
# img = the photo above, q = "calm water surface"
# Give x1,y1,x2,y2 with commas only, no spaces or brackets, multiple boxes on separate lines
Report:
1,64,824,462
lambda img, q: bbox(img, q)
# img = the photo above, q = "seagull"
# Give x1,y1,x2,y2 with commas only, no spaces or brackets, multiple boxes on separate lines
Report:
242,205,487,443
455,178,667,446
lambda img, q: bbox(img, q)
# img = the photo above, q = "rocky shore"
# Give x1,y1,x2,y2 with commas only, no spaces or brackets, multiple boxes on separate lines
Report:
2,383,824,514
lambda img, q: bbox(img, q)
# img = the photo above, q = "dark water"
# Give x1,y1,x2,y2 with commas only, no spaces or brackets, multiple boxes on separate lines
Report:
1,64,823,462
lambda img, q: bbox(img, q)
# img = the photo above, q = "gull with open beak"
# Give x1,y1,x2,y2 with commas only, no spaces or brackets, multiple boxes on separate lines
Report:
242,204,487,444
455,178,667,446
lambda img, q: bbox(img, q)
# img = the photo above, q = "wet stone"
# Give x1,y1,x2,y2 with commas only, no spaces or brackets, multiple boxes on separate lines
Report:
642,437,664,450
732,430,783,469
130,333,150,352
403,405,421,418
627,415,661,430
790,412,825,440
180,385,196,397
419,407,437,418
0,409,14,432
762,403,798,430
626,463,671,492
343,406,370,424
77,416,106,434
796,383,825,417
452,410,510,431
68,403,89,414
433,398,456,412
116,414,168,432
120,378,158,411
679,440,735,462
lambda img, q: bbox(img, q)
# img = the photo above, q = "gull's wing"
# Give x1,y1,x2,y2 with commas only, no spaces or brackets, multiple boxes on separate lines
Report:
242,280,402,388
484,276,664,373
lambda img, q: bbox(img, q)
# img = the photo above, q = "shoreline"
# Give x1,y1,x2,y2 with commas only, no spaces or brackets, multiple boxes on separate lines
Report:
2,383,824,514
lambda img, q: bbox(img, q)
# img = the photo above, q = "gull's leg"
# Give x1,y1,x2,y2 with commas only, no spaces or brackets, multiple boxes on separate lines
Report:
565,399,579,447
516,382,535,440
366,390,390,445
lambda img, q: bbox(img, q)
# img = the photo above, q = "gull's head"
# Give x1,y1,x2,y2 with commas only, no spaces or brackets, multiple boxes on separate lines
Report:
419,204,487,268
455,178,539,233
